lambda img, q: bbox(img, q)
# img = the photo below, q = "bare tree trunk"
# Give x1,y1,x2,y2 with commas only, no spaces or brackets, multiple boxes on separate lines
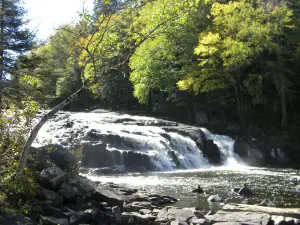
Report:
17,85,85,176
0,0,4,112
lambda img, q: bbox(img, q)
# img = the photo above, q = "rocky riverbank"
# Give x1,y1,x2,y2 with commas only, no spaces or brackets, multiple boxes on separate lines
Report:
1,147,300,225
2,166,300,225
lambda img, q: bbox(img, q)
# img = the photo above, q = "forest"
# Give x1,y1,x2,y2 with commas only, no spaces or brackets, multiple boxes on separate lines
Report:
4,0,299,130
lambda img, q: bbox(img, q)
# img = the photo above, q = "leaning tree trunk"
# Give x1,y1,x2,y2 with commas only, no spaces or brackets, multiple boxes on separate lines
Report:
17,85,85,176
0,0,5,111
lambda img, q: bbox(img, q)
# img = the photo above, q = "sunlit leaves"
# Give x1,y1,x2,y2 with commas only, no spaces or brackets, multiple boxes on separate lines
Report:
178,0,294,99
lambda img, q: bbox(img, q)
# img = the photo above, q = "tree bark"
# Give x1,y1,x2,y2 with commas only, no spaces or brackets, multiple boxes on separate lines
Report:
17,84,85,175
0,0,4,111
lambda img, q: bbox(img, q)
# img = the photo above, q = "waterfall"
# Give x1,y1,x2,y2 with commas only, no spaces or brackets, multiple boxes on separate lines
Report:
200,128,243,166
33,110,243,171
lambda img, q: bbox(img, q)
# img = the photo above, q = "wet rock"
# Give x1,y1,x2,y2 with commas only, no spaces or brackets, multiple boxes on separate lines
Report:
93,167,127,175
40,216,69,225
81,143,153,170
40,188,63,205
233,140,265,166
206,210,271,225
156,207,204,223
207,195,223,202
168,150,181,168
285,217,295,225
39,167,67,191
273,216,286,225
202,139,221,165
46,144,76,170
78,167,89,174
58,183,78,202
0,214,36,225
122,212,157,225
238,186,253,197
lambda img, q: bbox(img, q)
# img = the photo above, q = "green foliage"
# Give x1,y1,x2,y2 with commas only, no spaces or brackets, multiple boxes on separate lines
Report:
0,102,39,214
129,0,209,104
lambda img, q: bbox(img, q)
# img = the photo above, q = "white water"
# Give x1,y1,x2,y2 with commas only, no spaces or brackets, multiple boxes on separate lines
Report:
34,110,244,170
200,128,243,167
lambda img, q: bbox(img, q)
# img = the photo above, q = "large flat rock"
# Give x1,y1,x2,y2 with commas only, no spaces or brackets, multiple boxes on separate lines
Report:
156,207,204,223
206,210,271,225
223,204,300,219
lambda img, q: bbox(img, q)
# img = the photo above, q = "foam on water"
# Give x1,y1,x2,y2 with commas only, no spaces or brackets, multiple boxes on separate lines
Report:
34,110,245,170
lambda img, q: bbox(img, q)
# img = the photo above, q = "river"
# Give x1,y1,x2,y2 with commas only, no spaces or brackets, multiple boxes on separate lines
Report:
84,167,300,210
34,110,300,210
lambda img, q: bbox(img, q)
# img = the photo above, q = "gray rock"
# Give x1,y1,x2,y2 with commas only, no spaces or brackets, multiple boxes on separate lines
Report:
257,199,275,207
206,210,271,225
39,167,67,190
41,188,63,205
273,216,286,225
125,201,153,211
170,219,188,225
0,214,36,225
212,223,243,225
40,216,69,225
46,144,76,170
42,206,66,218
140,209,152,215
285,217,296,225
58,183,78,201
156,207,204,223
207,195,223,202
112,206,121,221
122,212,157,225
189,217,209,225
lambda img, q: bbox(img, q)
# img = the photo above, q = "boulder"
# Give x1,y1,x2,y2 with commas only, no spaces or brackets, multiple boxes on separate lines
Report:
40,216,69,225
58,183,78,202
0,214,36,225
202,139,221,165
233,140,265,166
206,210,271,225
124,201,153,212
222,204,300,218
189,217,210,225
156,207,204,223
39,167,67,191
42,206,66,218
40,188,63,205
170,219,188,225
122,212,157,225
272,216,286,225
47,144,77,170
140,209,152,215
207,195,223,203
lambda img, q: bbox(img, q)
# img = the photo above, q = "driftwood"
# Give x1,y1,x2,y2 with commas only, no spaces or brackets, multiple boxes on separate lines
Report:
223,204,300,219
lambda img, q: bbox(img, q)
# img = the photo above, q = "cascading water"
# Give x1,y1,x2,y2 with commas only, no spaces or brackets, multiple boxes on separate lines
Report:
33,110,243,171
200,128,243,167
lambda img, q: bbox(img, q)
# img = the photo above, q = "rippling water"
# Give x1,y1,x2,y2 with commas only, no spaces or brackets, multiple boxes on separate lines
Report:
83,166,300,210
